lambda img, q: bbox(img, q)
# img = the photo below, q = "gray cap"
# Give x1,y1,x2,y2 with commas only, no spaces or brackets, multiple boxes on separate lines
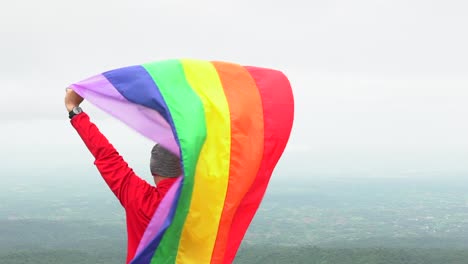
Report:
150,144,181,177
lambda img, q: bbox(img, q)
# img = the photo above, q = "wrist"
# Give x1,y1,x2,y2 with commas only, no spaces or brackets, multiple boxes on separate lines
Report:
69,106,83,119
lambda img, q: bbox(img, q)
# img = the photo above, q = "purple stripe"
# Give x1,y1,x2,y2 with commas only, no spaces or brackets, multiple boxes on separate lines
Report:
133,177,181,257
70,74,178,154
131,177,183,264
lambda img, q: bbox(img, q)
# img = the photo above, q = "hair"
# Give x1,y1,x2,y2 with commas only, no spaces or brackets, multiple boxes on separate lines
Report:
150,144,181,178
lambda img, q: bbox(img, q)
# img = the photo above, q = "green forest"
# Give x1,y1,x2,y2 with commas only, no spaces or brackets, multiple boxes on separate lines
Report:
3,176,468,263
236,246,468,264
3,246,468,264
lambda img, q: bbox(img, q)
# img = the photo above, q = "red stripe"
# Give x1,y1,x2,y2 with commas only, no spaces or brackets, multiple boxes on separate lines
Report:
223,67,294,264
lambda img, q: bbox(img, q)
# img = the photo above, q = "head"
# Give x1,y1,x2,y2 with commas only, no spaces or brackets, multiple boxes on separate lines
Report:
150,144,182,185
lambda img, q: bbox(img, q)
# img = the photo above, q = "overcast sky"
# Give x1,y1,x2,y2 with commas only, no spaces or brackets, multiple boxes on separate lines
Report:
0,0,467,182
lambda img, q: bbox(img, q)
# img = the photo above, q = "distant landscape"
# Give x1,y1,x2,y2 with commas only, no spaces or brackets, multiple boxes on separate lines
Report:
2,171,468,263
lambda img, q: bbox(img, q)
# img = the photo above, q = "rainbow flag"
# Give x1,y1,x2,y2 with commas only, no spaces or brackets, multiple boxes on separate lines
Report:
70,59,294,264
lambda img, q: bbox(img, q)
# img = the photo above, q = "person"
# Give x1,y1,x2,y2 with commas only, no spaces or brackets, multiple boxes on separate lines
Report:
65,88,181,263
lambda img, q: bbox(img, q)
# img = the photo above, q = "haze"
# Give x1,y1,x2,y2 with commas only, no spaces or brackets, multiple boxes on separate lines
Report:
0,0,467,184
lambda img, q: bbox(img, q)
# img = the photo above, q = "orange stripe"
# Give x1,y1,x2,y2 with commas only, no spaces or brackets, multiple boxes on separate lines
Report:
210,61,265,263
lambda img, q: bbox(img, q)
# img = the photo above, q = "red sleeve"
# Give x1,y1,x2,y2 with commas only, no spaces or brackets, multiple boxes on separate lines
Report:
70,112,153,208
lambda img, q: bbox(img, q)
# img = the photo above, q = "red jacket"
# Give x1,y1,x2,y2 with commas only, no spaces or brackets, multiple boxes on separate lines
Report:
71,112,177,263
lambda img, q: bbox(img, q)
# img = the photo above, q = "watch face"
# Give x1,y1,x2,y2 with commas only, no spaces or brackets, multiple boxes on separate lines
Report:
73,107,82,114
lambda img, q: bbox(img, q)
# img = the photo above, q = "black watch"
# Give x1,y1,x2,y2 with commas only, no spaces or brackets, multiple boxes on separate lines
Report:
69,106,83,119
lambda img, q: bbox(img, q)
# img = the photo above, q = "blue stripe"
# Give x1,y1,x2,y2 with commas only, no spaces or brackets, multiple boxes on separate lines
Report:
103,65,170,123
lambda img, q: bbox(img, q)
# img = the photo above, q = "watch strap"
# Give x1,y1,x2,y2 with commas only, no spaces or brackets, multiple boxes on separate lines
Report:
69,106,83,119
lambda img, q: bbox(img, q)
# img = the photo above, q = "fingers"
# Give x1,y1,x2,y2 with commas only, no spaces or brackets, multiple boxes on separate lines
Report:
64,87,84,112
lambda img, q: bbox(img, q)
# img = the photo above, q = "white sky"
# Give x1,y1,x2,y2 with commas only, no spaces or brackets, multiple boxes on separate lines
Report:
0,0,467,181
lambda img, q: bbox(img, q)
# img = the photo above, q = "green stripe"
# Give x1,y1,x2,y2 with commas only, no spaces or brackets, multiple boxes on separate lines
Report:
142,60,206,264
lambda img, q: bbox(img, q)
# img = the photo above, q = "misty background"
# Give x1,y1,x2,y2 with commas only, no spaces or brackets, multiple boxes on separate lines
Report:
1,0,467,185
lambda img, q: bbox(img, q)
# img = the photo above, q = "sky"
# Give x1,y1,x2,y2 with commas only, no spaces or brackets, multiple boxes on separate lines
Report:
0,0,467,184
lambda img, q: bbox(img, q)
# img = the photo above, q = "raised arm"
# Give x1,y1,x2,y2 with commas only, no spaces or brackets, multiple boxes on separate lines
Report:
65,89,153,208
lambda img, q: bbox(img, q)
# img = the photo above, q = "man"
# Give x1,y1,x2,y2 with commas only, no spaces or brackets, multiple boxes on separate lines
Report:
65,88,180,263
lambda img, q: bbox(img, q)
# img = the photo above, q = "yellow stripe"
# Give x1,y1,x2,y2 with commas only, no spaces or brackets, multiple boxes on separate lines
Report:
175,59,231,264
